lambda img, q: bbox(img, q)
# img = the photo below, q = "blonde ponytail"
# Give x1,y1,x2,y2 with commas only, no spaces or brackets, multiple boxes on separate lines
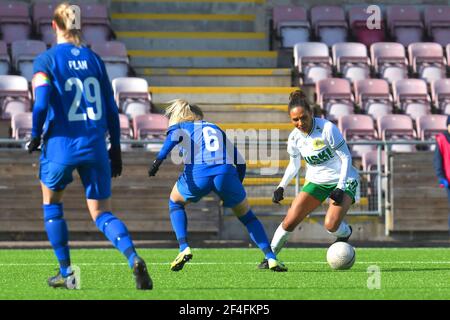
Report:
165,99,203,126
53,2,83,46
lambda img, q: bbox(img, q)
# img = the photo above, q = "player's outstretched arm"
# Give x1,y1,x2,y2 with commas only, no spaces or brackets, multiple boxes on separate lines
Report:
273,155,301,204
148,127,182,177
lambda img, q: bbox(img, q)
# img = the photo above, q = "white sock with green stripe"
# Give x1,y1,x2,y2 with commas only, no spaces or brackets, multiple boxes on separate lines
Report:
328,221,351,238
271,224,291,255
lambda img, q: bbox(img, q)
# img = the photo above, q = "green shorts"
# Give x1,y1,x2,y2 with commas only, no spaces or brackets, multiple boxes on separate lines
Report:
301,179,359,204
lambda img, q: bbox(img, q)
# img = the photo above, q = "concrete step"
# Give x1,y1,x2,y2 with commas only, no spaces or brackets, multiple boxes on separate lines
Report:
153,103,288,113
138,68,292,87
128,50,278,68
111,13,257,32
110,0,266,14
203,110,289,123
116,31,269,51
149,86,297,104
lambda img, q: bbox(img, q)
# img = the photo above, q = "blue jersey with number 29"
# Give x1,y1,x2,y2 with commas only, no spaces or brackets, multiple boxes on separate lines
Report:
32,43,119,165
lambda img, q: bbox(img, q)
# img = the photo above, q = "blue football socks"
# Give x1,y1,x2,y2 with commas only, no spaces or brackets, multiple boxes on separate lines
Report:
169,199,189,252
239,210,276,260
43,203,71,277
95,212,137,268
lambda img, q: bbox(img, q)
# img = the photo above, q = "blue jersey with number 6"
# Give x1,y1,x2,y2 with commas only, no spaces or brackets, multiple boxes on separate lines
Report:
157,121,241,177
32,43,120,165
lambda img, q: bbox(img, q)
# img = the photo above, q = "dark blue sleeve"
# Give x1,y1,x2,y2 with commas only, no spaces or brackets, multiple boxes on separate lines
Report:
31,86,50,138
31,55,51,138
234,146,246,182
157,126,183,160
98,57,120,147
433,144,445,180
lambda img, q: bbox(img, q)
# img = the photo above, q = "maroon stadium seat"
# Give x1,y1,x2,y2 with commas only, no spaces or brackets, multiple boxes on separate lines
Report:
377,114,416,152
112,77,151,119
294,42,332,85
416,114,447,141
133,114,168,140
424,5,450,47
0,41,10,75
316,78,354,122
32,2,58,46
0,75,31,120
80,4,111,45
0,2,31,45
361,149,386,190
332,42,370,83
370,42,408,84
11,40,47,82
338,114,378,157
272,6,310,48
431,79,450,115
386,5,424,46
91,41,129,81
354,79,392,120
348,6,386,47
310,6,348,47
119,113,132,139
392,79,431,121
408,42,446,84
11,111,32,139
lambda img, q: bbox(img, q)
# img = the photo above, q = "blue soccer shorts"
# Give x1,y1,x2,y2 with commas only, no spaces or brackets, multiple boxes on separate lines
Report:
176,172,246,208
39,157,112,200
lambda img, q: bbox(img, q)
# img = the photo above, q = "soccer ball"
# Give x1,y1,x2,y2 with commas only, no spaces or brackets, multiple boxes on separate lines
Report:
326,242,356,270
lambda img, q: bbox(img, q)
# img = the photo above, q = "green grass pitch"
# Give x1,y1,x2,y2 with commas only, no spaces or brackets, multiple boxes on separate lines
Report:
0,248,449,300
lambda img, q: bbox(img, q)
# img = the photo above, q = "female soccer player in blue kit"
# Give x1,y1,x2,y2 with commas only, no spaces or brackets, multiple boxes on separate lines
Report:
148,99,287,272
27,3,152,290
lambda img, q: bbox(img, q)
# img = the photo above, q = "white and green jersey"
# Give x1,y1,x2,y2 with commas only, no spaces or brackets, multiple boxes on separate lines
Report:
286,117,359,187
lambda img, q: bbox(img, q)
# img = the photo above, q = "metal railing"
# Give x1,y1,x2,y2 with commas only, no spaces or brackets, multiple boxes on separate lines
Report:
1,137,439,235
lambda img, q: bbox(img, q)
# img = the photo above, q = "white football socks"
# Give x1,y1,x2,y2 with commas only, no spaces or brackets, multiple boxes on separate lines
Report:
270,224,291,255
328,221,351,238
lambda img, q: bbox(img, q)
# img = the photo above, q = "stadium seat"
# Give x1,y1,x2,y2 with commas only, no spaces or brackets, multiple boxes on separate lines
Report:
408,43,446,84
0,41,10,76
386,5,424,46
11,112,32,140
370,42,408,84
316,78,354,122
33,2,58,46
338,114,378,157
272,6,310,48
354,79,392,120
133,114,168,140
423,6,450,47
0,2,31,45
294,42,332,85
348,6,386,47
111,77,152,119
377,114,417,152
447,44,450,69
91,41,129,81
119,113,133,151
80,4,112,45
332,42,370,83
392,79,431,121
431,79,450,115
0,75,31,120
11,40,47,82
416,114,447,141
361,149,386,196
310,6,348,47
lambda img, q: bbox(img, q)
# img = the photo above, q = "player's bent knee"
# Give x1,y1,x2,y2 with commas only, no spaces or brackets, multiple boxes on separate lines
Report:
43,203,64,221
169,199,185,213
231,198,249,217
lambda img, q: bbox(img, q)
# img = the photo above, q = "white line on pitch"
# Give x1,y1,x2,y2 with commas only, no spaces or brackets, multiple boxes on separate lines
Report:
1,261,450,266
